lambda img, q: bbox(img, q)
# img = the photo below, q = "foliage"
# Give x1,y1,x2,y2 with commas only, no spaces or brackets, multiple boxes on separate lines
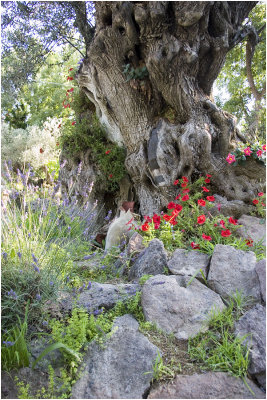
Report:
139,275,154,285
226,141,266,166
1,303,30,371
123,63,149,82
188,292,251,378
215,3,266,139
136,175,265,258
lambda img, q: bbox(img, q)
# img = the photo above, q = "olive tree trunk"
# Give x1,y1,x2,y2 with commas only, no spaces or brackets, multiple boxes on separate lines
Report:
77,1,264,215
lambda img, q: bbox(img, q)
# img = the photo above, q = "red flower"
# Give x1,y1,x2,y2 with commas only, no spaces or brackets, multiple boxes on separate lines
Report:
262,144,266,151
221,229,231,237
144,216,152,223
69,88,74,92
109,174,113,179
252,199,259,205
105,150,111,155
167,202,176,209
67,76,74,81
181,182,187,188
214,223,218,227
182,176,189,183
153,214,161,224
206,174,212,177
175,194,181,200
182,188,190,193
220,220,225,228
197,215,206,225
262,203,266,207
174,179,179,185
39,148,44,154
69,68,73,71
169,218,178,226
174,204,183,212
154,223,160,230
181,195,189,201
72,121,76,125
163,214,171,222
141,222,150,231
245,239,254,247
217,203,221,212
171,209,180,217
58,124,61,128
229,217,238,225
258,192,264,197
191,242,200,250
202,233,212,241
204,178,210,183
202,186,209,192
198,199,206,207
206,195,215,202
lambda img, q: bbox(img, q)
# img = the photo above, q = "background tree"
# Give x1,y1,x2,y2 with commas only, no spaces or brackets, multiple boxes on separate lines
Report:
215,3,266,140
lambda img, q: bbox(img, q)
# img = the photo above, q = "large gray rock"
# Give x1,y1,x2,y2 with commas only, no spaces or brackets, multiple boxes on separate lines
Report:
167,249,210,281
148,372,265,399
129,239,168,280
72,314,159,399
255,259,266,303
141,275,225,340
59,282,140,314
208,195,253,219
236,214,266,244
234,304,266,389
207,244,261,302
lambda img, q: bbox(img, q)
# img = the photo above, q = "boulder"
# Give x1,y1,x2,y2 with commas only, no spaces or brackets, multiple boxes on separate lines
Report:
58,282,140,314
148,372,265,398
234,304,266,389
207,244,261,302
255,259,266,303
236,215,266,244
141,275,225,340
167,249,210,281
72,314,159,399
208,195,253,218
129,239,168,280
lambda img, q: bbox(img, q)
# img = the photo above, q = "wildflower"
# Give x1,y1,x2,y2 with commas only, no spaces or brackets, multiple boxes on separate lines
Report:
105,150,111,155
67,76,74,81
163,214,171,222
220,220,225,228
28,233,31,238
202,186,209,192
104,210,112,221
245,239,254,247
206,174,212,177
202,233,212,241
66,276,70,282
49,281,54,286
17,252,22,259
244,147,252,156
71,121,76,125
226,153,236,164
69,68,73,71
84,254,93,260
167,202,176,209
171,209,180,217
174,204,183,212
258,192,264,197
153,214,161,224
197,215,206,225
144,215,152,223
40,148,44,154
182,188,190,193
175,194,181,200
36,294,41,300
221,229,231,237
169,218,177,226
229,217,238,225
109,174,113,179
252,199,259,205
198,199,206,207
262,144,266,151
69,87,74,92
87,281,92,290
206,196,215,202
32,253,38,263
7,289,18,300
182,176,189,183
154,223,160,230
214,223,218,227
217,203,221,212
3,341,15,347
32,264,40,273
257,150,263,157
141,222,150,231
42,321,48,326
181,194,189,201
173,179,179,185
2,252,7,260
191,242,200,250
204,178,210,183
181,182,187,188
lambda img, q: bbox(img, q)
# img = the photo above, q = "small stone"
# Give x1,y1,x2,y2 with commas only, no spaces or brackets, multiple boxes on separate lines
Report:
236,215,266,244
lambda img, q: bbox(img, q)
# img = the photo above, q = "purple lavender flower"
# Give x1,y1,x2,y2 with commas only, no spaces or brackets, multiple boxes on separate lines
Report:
32,253,38,263
7,289,18,300
87,281,92,290
17,252,22,259
49,281,54,286
3,340,15,347
32,264,40,273
28,233,31,238
36,294,41,300
104,210,112,221
2,252,7,260
42,321,48,326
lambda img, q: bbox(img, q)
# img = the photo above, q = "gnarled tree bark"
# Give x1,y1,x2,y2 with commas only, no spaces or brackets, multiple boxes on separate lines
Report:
77,1,264,215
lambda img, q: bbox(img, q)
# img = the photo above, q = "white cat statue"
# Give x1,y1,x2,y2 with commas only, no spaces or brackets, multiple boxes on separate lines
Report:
105,209,136,251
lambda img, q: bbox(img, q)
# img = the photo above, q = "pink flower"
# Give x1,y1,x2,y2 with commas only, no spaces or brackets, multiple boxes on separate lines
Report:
258,192,264,197
257,150,263,157
262,144,266,151
226,153,236,164
244,147,252,156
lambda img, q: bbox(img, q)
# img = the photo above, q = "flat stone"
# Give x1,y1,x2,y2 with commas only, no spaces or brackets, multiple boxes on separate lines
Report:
141,275,225,340
234,304,266,389
58,283,140,314
207,244,261,302
148,372,265,398
236,214,266,244
72,314,159,399
255,259,266,303
167,249,210,281
129,239,168,280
